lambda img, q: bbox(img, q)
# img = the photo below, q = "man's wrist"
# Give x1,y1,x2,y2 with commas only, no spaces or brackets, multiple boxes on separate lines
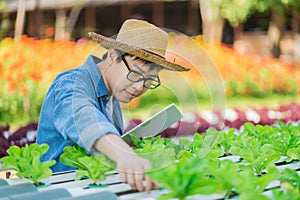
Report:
93,133,135,162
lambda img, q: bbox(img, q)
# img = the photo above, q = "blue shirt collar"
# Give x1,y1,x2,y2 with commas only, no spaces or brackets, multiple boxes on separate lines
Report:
84,55,109,98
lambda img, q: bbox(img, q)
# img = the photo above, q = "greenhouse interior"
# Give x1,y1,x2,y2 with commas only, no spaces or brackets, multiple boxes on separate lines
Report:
0,0,300,199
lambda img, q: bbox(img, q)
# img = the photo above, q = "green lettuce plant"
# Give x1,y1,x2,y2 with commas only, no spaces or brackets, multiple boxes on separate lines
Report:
241,122,300,159
208,159,242,199
132,122,300,199
280,168,300,193
217,128,237,156
230,136,281,175
130,135,177,169
185,128,223,159
60,144,116,186
271,168,300,200
0,143,56,186
146,157,222,200
271,188,300,200
286,147,300,162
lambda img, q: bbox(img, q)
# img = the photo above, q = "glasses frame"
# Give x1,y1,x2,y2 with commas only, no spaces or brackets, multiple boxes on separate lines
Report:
121,55,161,89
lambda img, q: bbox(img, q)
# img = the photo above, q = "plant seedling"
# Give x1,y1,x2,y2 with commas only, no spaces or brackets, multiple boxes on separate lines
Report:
0,143,56,186
60,144,116,186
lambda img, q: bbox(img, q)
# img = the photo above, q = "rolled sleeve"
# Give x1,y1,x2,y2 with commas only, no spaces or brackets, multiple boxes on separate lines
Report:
79,121,119,154
54,75,119,153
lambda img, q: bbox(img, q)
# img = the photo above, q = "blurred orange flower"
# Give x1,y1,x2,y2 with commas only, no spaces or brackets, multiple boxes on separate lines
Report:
45,27,55,38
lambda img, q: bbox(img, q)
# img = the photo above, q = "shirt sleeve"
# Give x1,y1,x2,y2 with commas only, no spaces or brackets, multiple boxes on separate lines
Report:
53,75,120,153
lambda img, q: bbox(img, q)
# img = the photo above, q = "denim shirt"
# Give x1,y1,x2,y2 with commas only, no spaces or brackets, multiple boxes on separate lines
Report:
36,55,124,172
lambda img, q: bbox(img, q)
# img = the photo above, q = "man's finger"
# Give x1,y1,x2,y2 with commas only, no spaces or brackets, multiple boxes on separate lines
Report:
145,175,153,194
134,172,145,192
118,170,127,183
126,172,136,190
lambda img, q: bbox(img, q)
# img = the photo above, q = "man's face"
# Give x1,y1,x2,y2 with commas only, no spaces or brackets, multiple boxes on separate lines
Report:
109,54,161,103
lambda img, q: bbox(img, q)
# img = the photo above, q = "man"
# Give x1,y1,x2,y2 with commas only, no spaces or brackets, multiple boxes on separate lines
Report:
36,19,189,193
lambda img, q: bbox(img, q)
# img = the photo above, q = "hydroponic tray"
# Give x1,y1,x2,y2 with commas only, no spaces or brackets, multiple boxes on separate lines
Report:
1,155,299,200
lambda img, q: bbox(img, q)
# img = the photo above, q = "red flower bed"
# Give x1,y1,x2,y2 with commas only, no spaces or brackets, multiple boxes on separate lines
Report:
0,122,37,157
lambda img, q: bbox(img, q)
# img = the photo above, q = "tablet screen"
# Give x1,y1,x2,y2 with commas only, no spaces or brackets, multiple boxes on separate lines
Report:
122,103,182,143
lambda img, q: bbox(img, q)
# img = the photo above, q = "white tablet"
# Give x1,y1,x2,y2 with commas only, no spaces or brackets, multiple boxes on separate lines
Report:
122,103,182,143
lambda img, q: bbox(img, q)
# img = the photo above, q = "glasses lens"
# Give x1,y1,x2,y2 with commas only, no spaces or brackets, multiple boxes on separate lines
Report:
127,70,160,89
127,71,144,82
144,79,160,89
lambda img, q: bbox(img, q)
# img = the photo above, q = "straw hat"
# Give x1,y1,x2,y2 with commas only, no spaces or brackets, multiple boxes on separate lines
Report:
88,19,190,72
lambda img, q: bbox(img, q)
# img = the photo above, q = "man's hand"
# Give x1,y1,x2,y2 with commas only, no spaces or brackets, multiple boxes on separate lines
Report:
93,133,156,193
117,153,153,193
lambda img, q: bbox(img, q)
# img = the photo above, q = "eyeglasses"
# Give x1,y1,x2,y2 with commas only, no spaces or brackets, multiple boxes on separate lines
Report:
121,55,161,89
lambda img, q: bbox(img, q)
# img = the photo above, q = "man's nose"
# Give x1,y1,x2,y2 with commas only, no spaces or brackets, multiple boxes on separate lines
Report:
132,81,144,90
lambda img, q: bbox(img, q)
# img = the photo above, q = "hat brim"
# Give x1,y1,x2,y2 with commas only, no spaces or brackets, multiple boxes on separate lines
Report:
88,32,190,72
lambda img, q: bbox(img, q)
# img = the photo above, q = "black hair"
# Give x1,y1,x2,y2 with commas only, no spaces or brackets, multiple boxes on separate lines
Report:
102,50,162,70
